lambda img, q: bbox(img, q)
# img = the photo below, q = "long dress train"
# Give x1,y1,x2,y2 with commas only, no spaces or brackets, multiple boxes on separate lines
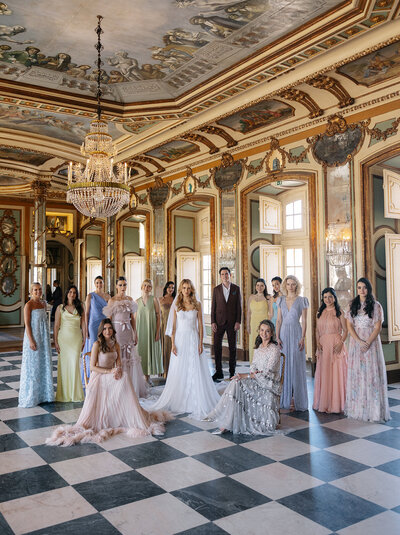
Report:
103,299,148,398
148,309,220,420
56,308,84,402
19,308,54,408
278,296,309,411
46,348,171,446
207,343,282,434
345,302,390,422
81,292,107,385
313,308,347,413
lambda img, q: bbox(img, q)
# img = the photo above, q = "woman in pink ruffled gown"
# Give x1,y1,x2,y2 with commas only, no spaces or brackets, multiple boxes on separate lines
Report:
46,319,171,446
313,287,348,414
103,276,148,398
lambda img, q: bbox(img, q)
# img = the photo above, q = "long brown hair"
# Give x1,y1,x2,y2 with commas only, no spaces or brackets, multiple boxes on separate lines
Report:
97,318,117,353
176,279,200,311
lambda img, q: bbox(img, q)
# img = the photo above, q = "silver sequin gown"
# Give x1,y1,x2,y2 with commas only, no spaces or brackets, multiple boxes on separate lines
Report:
207,343,282,434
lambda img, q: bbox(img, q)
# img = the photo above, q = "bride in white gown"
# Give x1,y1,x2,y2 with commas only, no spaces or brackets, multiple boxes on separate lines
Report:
148,279,220,420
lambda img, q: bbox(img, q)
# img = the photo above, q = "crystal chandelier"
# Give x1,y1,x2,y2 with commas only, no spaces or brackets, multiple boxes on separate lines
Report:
218,231,236,270
151,243,165,276
326,223,352,267
67,15,130,218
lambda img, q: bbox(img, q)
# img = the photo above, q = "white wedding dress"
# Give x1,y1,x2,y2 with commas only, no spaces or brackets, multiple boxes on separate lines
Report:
148,309,220,420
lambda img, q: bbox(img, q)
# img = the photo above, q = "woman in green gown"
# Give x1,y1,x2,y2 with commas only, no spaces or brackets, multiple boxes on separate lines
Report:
136,279,163,383
54,285,85,402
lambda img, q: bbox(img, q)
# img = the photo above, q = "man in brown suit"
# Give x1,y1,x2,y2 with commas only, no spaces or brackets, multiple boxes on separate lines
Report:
211,267,242,381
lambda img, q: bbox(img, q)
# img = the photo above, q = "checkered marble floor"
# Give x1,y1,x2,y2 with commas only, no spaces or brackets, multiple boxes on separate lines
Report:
0,350,399,535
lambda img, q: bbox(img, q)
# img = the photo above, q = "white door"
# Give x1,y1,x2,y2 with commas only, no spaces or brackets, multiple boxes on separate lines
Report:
176,252,201,292
86,259,102,294
259,244,283,294
125,255,146,300
259,196,282,234
383,169,400,218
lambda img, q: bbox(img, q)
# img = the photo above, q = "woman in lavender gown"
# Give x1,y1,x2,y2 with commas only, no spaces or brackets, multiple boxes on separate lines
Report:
345,277,390,422
82,275,110,384
103,276,148,398
276,275,309,411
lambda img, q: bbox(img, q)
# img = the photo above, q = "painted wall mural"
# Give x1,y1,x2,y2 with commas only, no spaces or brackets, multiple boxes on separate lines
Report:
0,104,121,144
216,99,294,133
337,41,400,87
145,140,200,162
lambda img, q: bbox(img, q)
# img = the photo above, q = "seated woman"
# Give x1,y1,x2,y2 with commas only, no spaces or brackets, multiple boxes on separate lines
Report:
206,319,282,435
46,319,171,446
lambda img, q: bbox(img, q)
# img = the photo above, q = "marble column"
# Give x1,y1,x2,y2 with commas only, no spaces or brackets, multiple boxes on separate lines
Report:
106,215,116,295
32,180,49,289
151,207,165,296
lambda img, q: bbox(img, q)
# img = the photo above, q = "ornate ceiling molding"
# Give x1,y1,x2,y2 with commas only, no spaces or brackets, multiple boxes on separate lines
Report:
198,125,238,148
307,75,355,107
180,133,219,155
278,88,323,119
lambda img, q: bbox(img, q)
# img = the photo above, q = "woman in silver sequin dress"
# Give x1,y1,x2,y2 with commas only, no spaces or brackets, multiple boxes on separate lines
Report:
207,319,282,435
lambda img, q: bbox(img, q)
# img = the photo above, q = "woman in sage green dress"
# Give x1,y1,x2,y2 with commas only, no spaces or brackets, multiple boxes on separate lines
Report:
54,285,85,402
136,279,163,382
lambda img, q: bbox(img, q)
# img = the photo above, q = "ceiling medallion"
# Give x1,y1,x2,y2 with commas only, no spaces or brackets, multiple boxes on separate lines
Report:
66,16,130,218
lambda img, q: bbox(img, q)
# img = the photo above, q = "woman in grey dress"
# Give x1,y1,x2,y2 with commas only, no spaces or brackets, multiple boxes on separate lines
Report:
206,320,282,435
276,275,309,411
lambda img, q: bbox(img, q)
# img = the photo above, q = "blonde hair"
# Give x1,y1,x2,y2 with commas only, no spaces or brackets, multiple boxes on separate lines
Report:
281,275,302,296
176,279,200,311
141,278,153,290
30,282,41,290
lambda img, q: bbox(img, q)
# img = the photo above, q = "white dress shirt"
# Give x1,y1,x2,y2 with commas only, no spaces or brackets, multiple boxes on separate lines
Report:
222,283,231,303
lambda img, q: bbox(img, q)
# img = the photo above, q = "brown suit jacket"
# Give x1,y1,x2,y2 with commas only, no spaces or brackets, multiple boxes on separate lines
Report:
211,283,242,327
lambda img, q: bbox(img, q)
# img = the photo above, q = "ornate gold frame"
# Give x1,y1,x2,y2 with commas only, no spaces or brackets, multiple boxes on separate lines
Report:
240,171,318,361
167,194,216,291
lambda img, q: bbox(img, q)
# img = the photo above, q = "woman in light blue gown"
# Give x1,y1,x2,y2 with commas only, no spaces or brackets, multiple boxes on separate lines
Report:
276,275,309,411
19,283,54,408
81,276,110,384
270,276,282,327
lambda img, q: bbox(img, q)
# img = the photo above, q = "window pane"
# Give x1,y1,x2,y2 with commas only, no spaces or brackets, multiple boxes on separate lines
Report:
295,267,303,283
204,271,210,284
286,248,294,266
294,248,303,265
294,214,302,229
286,215,293,230
203,255,210,269
286,202,293,215
293,200,302,214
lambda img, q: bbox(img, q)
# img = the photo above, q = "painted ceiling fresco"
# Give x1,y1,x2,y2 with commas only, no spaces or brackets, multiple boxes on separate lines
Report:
145,140,200,162
0,146,53,165
337,41,400,87
0,0,343,101
216,99,293,133
0,104,121,144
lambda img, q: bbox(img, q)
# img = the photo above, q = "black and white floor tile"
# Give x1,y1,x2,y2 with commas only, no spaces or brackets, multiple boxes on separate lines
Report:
0,350,399,535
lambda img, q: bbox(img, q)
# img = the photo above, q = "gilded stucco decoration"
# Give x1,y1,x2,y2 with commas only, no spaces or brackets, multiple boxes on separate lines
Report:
0,210,19,297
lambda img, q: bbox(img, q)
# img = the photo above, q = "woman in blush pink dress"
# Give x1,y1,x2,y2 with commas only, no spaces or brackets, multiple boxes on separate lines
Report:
103,276,148,398
313,288,348,414
46,319,171,446
345,278,390,422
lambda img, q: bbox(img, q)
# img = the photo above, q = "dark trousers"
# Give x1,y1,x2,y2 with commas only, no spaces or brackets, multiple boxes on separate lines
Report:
214,323,237,376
